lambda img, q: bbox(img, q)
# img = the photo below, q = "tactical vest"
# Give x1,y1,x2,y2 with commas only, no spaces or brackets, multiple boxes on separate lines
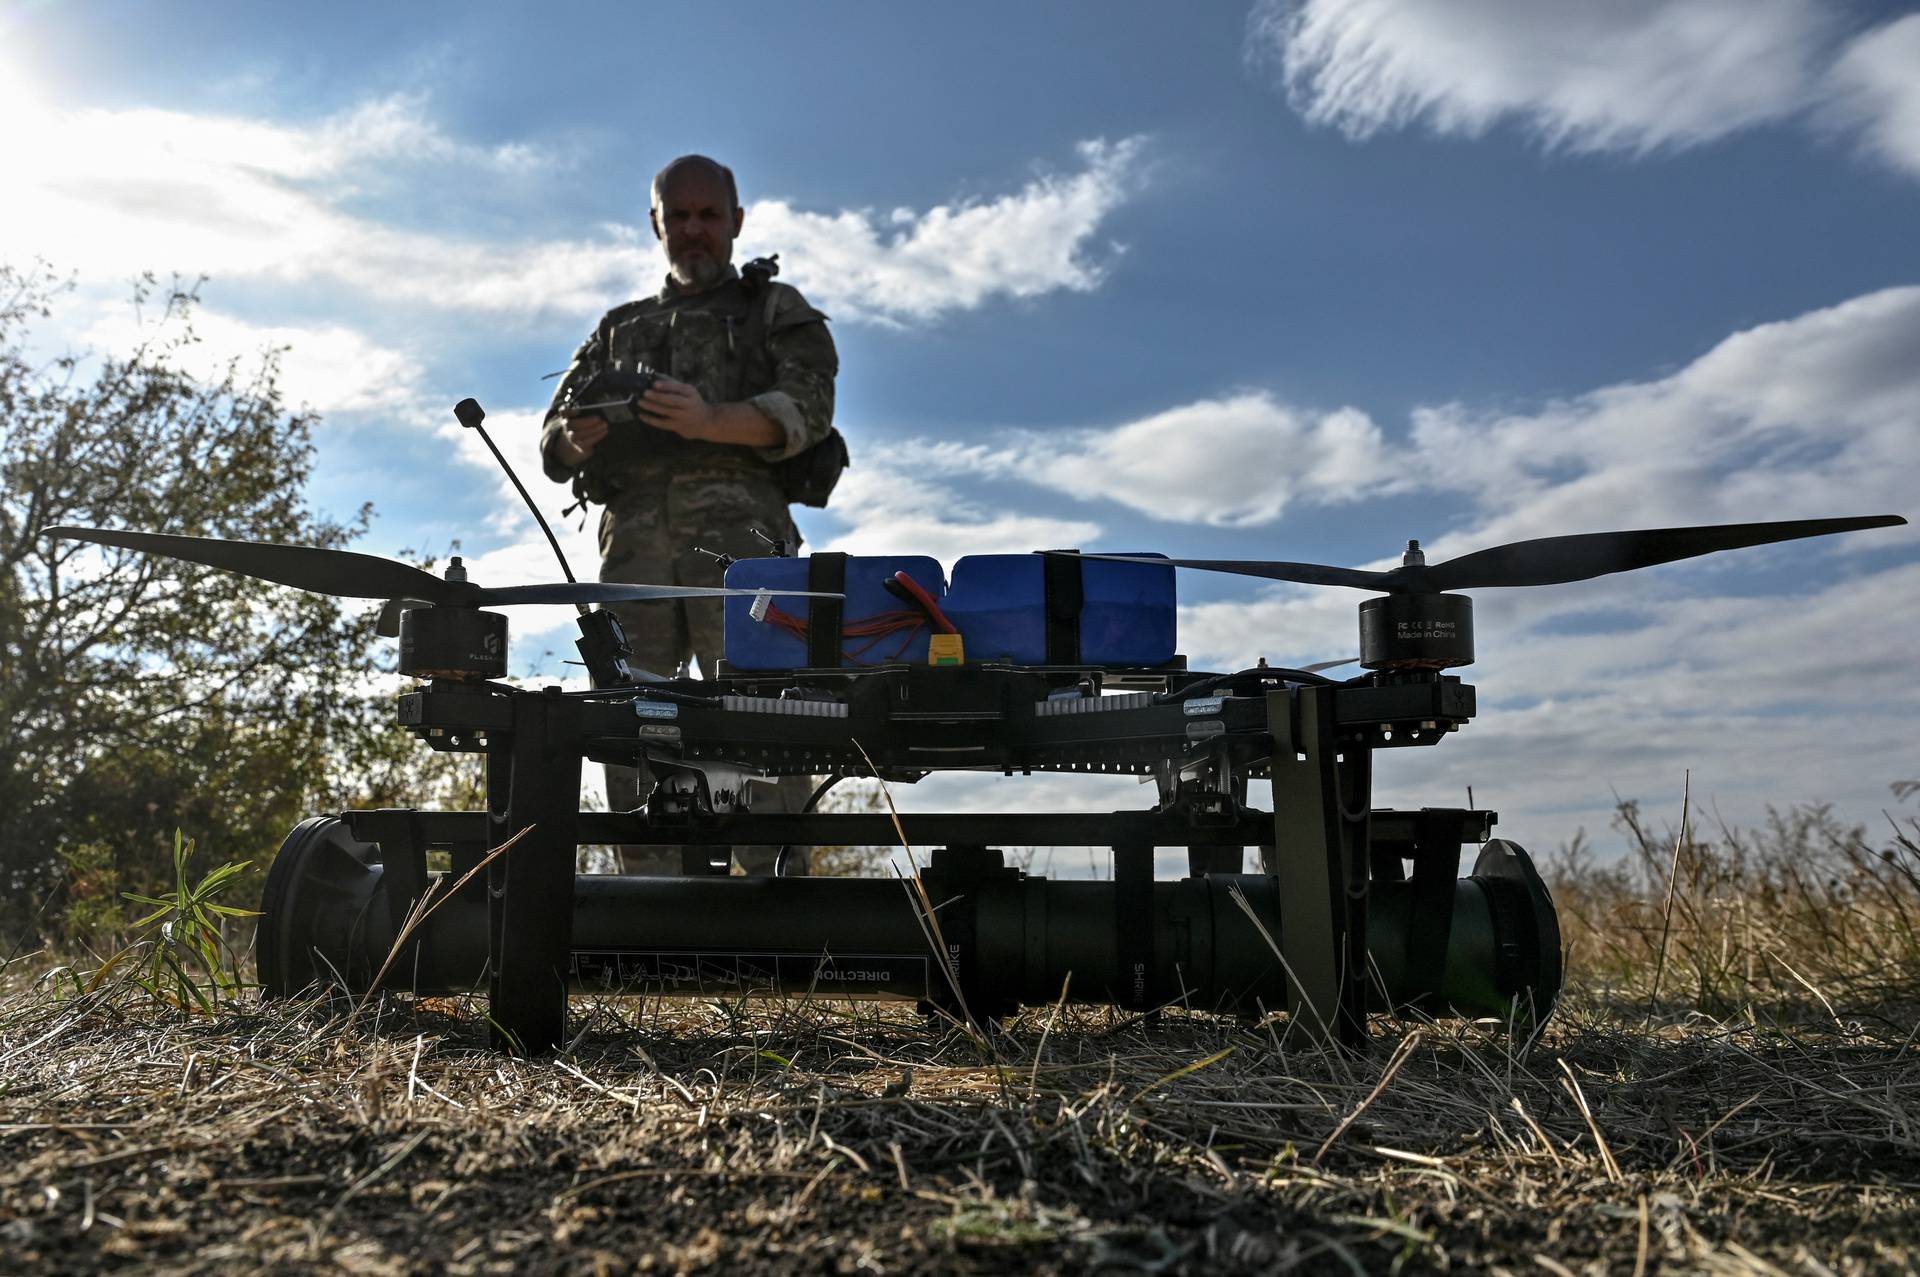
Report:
576,279,793,500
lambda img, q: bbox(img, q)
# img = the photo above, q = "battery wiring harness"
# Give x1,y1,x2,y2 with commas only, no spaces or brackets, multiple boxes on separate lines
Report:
750,570,958,664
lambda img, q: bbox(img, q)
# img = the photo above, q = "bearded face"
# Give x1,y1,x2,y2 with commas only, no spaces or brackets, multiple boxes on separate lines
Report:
653,167,743,293
671,249,727,291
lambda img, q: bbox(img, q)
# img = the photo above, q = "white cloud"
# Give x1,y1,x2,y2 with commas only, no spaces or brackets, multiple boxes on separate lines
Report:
1029,394,1393,527
747,137,1148,325
81,306,426,416
1249,2,1920,185
0,90,612,313
1177,585,1359,671
1824,15,1920,179
856,396,1395,529
812,459,1102,558
0,80,1145,325
1404,285,1920,555
909,284,1920,547
1249,0,1835,153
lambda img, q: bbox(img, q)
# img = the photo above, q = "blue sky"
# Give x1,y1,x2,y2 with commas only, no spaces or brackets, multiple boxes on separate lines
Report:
3,0,1917,855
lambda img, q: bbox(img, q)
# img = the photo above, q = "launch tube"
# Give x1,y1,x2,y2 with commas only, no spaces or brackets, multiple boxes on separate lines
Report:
261,820,1560,1024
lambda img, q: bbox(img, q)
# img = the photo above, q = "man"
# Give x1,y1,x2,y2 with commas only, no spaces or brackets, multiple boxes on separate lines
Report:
540,154,837,875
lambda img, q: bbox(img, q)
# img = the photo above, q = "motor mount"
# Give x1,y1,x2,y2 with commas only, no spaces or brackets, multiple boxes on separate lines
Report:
1359,592,1474,670
399,606,509,680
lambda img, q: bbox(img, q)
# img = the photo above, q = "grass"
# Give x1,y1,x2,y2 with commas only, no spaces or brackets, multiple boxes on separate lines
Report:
1551,796,1920,1022
1,798,1917,1274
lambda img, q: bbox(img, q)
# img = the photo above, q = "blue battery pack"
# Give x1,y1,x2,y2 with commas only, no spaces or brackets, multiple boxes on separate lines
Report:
942,553,1176,666
723,555,948,670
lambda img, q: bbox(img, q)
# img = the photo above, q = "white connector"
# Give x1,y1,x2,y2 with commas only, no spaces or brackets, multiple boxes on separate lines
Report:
750,589,772,622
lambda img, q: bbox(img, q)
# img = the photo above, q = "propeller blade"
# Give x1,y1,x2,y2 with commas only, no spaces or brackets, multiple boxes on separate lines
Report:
1070,553,1389,591
1299,656,1360,673
471,582,845,606
42,527,846,614
45,526,460,604
374,599,426,638
1417,515,1907,592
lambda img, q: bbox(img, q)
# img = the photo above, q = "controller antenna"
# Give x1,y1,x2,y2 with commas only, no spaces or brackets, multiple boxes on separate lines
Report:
453,397,587,615
750,527,791,558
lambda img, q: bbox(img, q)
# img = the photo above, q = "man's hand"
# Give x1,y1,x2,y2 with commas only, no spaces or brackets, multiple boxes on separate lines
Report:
638,376,783,448
636,376,717,440
552,412,609,466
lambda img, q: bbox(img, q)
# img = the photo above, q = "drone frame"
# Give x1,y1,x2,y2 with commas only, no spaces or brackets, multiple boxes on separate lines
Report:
49,393,1899,1057
256,655,1558,1055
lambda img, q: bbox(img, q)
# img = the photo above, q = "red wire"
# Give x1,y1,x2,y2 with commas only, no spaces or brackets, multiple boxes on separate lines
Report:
751,570,957,664
757,600,931,664
891,572,958,634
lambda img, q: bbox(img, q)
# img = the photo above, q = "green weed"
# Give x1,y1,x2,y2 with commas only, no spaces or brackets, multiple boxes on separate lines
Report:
88,829,259,1012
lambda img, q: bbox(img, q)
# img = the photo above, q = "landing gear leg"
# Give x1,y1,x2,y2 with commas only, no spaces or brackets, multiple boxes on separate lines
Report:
1266,685,1370,1048
486,688,581,1054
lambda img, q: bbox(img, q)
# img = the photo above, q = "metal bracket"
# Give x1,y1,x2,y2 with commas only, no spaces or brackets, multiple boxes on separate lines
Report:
1113,843,1156,1012
485,690,582,1054
347,808,428,989
1265,686,1368,1047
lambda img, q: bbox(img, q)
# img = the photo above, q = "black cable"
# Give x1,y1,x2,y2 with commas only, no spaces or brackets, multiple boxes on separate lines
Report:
567,686,724,706
475,423,576,584
468,680,724,706
775,774,845,877
454,401,580,592
1152,666,1337,704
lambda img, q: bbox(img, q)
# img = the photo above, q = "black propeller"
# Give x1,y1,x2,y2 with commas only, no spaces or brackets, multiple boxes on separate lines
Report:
1073,515,1906,594
1066,514,1907,672
43,526,839,610
48,526,462,604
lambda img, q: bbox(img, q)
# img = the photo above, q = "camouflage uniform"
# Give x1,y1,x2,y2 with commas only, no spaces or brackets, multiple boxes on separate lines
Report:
541,266,837,874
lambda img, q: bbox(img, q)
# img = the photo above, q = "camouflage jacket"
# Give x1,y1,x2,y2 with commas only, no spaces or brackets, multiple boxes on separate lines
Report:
539,267,837,501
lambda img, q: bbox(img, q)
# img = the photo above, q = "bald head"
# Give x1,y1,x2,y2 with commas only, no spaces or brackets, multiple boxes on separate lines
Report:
650,155,746,291
651,155,739,216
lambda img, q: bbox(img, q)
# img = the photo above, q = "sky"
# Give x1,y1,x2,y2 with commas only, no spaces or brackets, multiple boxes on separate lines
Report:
2,0,1917,861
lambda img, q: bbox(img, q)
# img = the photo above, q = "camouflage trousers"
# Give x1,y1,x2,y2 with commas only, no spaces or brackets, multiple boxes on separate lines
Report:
597,468,812,875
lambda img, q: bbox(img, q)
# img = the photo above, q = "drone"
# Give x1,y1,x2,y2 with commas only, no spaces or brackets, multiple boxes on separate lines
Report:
45,398,1906,1055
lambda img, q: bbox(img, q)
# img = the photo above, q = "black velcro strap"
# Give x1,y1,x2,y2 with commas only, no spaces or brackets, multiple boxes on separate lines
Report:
807,552,846,669
1042,550,1084,665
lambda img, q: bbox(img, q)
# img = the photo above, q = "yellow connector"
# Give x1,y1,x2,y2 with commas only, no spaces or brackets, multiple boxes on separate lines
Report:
928,633,964,666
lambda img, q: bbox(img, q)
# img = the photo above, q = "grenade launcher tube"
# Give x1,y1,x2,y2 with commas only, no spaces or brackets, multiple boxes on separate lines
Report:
270,838,1558,1023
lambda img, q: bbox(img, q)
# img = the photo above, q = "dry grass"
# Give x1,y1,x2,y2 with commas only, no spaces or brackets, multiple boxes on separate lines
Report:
1551,798,1920,1024
3,801,1918,1275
